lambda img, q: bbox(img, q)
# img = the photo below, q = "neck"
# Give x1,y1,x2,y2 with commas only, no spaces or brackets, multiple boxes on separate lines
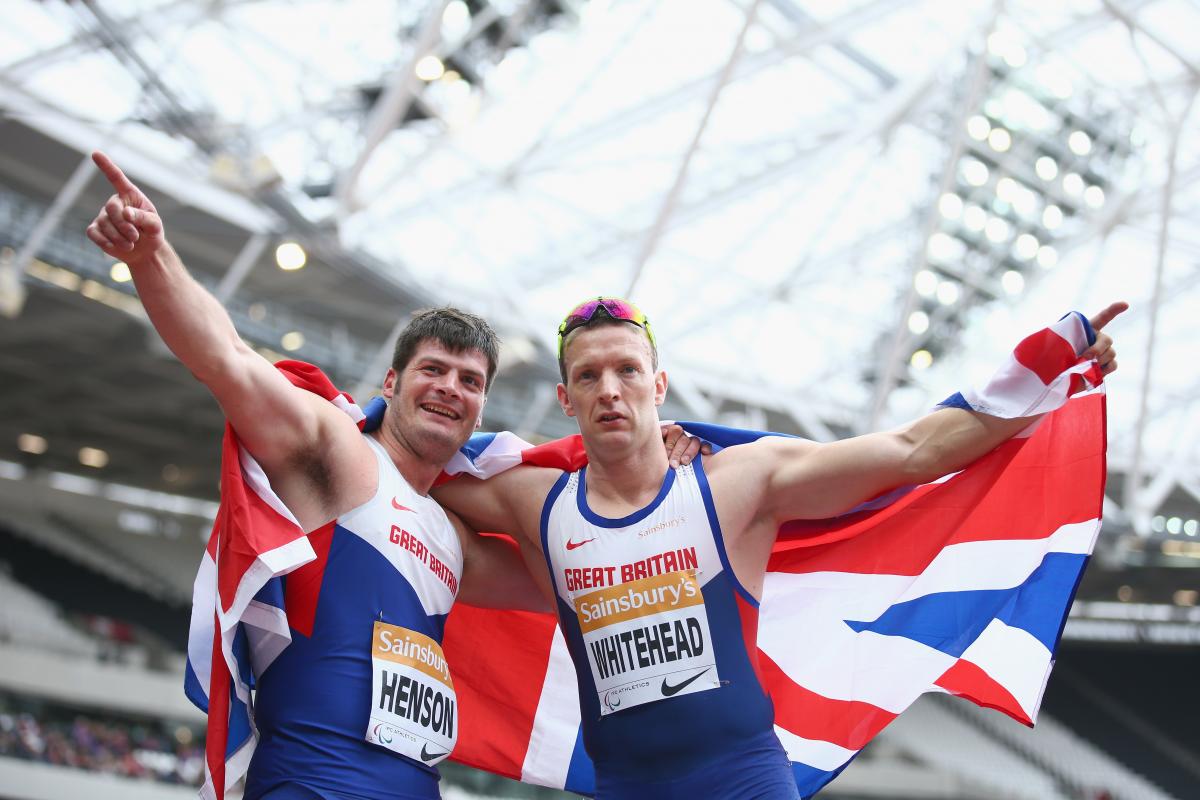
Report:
370,425,445,496
582,435,670,507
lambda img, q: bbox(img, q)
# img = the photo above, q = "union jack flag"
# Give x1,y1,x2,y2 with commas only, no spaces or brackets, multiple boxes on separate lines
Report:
186,312,1105,798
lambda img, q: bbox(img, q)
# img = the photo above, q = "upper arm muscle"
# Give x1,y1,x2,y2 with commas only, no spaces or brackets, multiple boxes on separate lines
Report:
432,465,558,544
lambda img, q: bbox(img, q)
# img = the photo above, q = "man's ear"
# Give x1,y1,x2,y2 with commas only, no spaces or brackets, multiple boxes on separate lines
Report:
382,367,398,401
557,383,576,418
654,369,667,407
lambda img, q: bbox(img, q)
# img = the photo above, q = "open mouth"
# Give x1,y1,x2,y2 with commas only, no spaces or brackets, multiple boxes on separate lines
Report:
598,412,624,423
420,403,461,421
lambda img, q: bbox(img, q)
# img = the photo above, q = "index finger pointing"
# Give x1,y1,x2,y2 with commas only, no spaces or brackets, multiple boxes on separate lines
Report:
1088,301,1128,332
92,151,138,198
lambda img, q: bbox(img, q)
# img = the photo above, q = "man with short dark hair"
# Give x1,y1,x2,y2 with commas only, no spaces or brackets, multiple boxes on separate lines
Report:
433,295,1123,799
84,152,550,800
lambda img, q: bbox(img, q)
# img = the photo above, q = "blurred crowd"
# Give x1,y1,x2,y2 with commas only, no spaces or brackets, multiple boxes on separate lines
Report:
0,694,203,787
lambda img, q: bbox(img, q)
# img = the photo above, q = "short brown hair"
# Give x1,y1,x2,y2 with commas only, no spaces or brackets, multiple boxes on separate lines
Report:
392,307,500,390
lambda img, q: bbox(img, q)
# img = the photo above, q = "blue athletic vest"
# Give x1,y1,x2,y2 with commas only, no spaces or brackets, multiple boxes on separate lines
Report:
245,436,463,800
540,456,780,784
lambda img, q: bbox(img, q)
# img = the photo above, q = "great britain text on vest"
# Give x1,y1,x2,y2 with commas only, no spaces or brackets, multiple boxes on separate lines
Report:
390,526,459,594
563,546,699,592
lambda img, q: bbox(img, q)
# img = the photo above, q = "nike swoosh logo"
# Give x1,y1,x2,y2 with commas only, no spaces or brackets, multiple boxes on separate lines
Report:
420,743,449,762
392,497,416,512
565,537,596,550
661,667,711,697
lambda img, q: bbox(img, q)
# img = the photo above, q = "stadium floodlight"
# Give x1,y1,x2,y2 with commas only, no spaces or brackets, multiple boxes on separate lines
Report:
1035,155,1059,181
938,193,964,219
1014,233,1040,260
275,242,307,270
907,311,930,334
78,447,109,468
18,434,47,455
914,269,939,297
888,29,1135,402
909,349,933,370
281,331,305,351
1001,270,1025,295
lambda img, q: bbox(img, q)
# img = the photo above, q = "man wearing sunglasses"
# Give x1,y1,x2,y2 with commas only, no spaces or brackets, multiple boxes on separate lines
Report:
433,295,1123,799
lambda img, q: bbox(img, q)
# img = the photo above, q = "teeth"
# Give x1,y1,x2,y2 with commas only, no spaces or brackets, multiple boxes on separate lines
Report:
421,404,457,419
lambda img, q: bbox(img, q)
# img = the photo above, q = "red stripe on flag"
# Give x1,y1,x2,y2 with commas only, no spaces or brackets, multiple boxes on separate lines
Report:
736,593,765,689
760,651,896,751
768,395,1104,576
283,523,334,637
935,659,1033,726
206,615,228,800
444,607,560,779
521,434,588,472
215,428,311,612
1013,327,1079,385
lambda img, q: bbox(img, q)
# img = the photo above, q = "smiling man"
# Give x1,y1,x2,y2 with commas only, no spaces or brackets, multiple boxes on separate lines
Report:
84,152,550,800
433,296,1123,799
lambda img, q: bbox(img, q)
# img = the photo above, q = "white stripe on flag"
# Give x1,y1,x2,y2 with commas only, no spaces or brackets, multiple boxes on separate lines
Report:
243,598,293,677
958,619,1054,723
444,432,531,479
238,444,300,526
219,536,316,630
187,552,216,694
225,731,256,792
331,394,364,423
890,520,1100,604
1051,311,1090,354
521,627,582,789
760,592,958,714
773,724,857,772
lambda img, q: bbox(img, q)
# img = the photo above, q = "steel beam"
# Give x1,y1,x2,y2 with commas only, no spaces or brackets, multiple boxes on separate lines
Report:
625,0,762,297
1124,88,1198,522
866,4,1000,431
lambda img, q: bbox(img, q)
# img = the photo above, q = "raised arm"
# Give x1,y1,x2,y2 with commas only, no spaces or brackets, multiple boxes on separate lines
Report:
718,304,1124,527
85,152,360,520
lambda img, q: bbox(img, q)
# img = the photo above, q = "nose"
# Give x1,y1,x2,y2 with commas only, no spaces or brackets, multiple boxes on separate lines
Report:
433,369,461,398
597,370,620,402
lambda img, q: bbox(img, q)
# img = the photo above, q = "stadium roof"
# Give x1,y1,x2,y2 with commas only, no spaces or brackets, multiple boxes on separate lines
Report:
1,0,1198,593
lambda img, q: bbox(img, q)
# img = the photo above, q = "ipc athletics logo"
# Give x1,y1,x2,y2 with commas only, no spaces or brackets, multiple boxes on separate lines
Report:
602,689,622,713
372,723,394,744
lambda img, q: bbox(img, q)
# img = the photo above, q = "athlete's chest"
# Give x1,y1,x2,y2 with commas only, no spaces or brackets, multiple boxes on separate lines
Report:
547,466,724,597
546,466,732,714
338,462,463,610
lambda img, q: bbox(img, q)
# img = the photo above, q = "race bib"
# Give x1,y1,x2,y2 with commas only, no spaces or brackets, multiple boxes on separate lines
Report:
575,569,721,715
365,622,457,766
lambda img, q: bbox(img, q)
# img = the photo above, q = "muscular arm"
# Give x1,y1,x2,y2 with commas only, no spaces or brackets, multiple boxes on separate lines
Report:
86,152,360,522
716,303,1124,530
432,466,559,543
743,407,1039,523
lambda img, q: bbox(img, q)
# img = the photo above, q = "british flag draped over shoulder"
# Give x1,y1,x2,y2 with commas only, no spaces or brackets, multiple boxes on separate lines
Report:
186,312,1106,799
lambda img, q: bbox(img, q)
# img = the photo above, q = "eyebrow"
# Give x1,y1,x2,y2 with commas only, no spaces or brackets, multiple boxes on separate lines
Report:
416,355,487,386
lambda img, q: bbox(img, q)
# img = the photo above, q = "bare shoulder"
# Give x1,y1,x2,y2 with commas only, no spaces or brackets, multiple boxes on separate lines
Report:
703,435,820,481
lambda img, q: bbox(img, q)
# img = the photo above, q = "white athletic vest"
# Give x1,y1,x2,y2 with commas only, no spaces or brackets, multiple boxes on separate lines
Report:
342,435,463,616
542,462,737,714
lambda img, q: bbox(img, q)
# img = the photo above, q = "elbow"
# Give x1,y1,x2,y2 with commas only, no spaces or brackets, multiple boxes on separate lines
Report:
190,335,257,386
